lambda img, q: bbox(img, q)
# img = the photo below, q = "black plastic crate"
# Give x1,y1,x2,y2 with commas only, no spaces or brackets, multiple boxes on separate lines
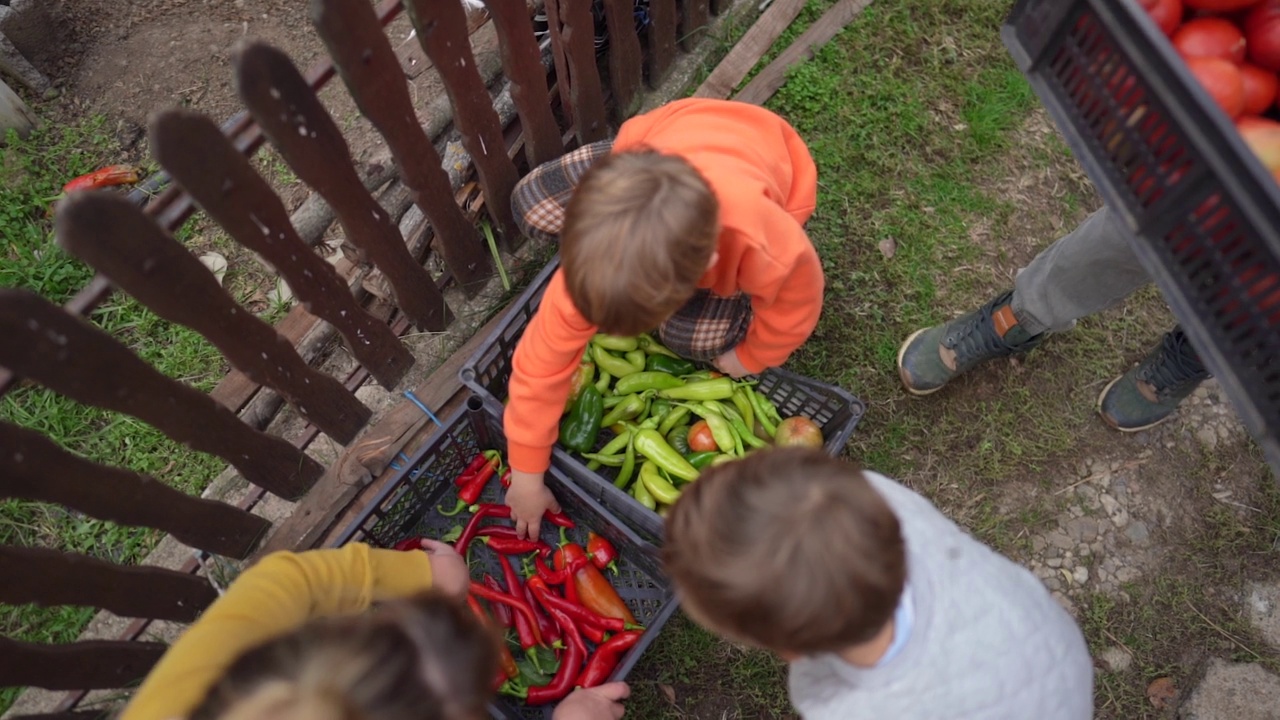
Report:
331,399,680,720
1003,0,1280,471
459,256,867,543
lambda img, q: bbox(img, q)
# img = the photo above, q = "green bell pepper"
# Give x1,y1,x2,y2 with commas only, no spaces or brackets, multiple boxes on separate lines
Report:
564,362,596,412
666,424,691,455
614,371,685,395
632,428,699,482
645,354,696,376
559,385,603,453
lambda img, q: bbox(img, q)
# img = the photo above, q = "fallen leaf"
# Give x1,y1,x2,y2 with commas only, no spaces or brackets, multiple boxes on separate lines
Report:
1147,677,1178,709
267,276,294,306
659,683,676,705
878,237,896,260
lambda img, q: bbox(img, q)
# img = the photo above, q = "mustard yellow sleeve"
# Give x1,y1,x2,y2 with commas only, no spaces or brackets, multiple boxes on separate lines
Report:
119,544,433,720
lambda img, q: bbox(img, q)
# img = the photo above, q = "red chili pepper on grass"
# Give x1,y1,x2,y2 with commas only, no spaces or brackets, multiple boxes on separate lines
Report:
62,165,140,194
468,580,544,647
586,531,620,574
577,630,643,688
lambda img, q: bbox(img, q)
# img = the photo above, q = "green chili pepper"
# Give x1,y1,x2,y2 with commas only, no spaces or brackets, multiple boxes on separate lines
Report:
601,393,646,427
638,334,680,358
658,377,736,401
640,461,682,505
602,395,627,409
756,388,783,425
615,435,637,490
592,345,643,379
731,389,755,439
645,354,696,376
700,410,738,455
580,452,626,467
727,412,768,450
624,350,647,373
685,451,719,469
650,399,672,423
657,405,691,436
666,424,691,455
748,388,777,438
559,386,603,453
632,428,699,482
593,334,639,352
594,369,612,394
632,477,657,510
709,454,738,467
614,371,685,395
587,429,632,471
638,416,661,430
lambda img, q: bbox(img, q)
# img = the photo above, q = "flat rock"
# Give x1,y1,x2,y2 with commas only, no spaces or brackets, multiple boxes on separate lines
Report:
1247,580,1280,651
1180,659,1280,720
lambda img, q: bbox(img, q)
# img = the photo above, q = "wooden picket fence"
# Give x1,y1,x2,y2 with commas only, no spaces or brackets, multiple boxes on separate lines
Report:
0,0,723,715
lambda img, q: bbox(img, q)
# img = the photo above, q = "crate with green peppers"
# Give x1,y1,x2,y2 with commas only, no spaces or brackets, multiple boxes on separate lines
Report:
557,333,826,516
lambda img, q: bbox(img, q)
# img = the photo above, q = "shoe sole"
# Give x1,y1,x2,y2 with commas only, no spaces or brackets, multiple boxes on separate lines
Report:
897,328,946,397
1096,375,1175,433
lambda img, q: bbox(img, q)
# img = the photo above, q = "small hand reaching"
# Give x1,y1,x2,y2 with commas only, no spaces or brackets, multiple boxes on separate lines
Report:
713,348,751,379
506,469,561,541
552,683,630,720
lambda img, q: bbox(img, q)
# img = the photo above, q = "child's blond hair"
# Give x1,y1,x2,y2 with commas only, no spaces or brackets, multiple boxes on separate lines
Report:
663,448,906,655
190,592,496,720
561,149,719,335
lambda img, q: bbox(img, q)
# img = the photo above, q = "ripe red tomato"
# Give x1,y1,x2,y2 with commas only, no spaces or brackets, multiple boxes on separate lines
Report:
1185,56,1248,116
1237,114,1280,131
1240,63,1280,111
1185,0,1260,9
687,421,718,453
1246,0,1280,70
1174,18,1249,62
1141,0,1184,36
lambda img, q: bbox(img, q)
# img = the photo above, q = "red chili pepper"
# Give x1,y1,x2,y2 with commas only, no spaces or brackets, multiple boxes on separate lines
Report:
442,454,501,514
454,504,513,554
527,576,638,634
586,531,620,574
554,543,636,625
482,575,513,627
62,165,140,194
533,553,573,585
521,571,561,647
544,510,576,529
496,555,538,651
469,580,544,647
467,595,518,680
577,630,643,688
523,604,587,705
481,535,555,556
455,451,492,486
392,537,423,552
501,468,512,488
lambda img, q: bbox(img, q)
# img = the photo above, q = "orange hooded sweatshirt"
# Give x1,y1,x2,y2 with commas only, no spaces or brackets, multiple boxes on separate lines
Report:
505,98,822,473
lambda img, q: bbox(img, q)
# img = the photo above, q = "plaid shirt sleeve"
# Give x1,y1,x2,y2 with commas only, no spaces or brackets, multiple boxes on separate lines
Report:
510,140,614,243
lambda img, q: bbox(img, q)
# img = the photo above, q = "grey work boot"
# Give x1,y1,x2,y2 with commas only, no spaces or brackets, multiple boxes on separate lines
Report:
1099,327,1209,432
897,290,1044,396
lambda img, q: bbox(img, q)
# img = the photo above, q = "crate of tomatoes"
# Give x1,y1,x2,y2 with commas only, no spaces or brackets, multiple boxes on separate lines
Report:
459,256,866,543
1003,0,1280,471
332,400,679,720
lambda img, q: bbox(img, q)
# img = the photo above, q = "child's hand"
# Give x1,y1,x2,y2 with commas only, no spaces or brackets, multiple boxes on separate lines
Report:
506,470,561,540
713,348,751,379
552,683,630,720
415,539,469,600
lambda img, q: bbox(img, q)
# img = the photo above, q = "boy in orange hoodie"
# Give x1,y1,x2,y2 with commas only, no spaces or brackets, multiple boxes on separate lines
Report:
504,98,824,539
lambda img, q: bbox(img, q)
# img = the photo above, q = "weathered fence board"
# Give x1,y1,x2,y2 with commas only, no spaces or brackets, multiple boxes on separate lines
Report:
0,547,217,623
0,421,267,558
543,0,575,126
0,290,322,500
559,0,609,143
55,193,372,446
602,0,644,120
0,637,166,691
647,0,679,87
680,0,711,49
482,0,564,167
234,42,454,332
404,0,522,248
311,0,495,293
694,0,807,99
11,711,106,720
149,111,415,392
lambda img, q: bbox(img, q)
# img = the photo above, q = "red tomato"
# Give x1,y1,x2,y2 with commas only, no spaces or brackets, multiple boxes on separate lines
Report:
1185,56,1247,116
1246,0,1280,70
1240,121,1280,170
1240,63,1280,111
1237,114,1280,131
687,421,718,453
1141,0,1184,36
1185,0,1260,9
1174,18,1248,63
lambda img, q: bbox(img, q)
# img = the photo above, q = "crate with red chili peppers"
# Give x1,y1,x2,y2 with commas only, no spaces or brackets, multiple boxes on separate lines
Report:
332,400,679,720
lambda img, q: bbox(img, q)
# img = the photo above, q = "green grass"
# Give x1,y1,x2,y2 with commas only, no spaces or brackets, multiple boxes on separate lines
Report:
0,116,228,712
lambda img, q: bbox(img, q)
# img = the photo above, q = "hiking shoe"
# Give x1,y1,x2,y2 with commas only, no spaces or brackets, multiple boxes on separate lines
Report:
897,290,1044,396
1099,327,1209,431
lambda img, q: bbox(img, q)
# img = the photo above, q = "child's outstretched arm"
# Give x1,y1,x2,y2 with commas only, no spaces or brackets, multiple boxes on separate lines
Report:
735,206,825,373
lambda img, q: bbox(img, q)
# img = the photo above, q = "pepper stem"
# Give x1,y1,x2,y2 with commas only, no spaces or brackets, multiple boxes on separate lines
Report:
559,526,570,547
437,499,472,517
608,560,620,576
497,679,527,699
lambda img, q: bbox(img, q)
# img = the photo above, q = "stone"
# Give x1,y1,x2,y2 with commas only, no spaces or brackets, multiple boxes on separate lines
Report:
1180,659,1280,720
1031,535,1047,553
1047,557,1062,568
1073,566,1089,585
1125,521,1151,545
1115,566,1142,584
1196,425,1219,449
1100,492,1130,527
1066,517,1100,543
1246,581,1280,651
1046,530,1074,551
1098,645,1134,673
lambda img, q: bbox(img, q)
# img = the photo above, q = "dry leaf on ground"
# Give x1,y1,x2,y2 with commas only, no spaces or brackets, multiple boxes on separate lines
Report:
1147,676,1178,709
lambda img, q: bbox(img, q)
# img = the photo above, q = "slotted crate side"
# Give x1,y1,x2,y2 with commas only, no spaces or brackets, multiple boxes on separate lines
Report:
459,257,867,543
331,402,679,720
1003,0,1280,472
